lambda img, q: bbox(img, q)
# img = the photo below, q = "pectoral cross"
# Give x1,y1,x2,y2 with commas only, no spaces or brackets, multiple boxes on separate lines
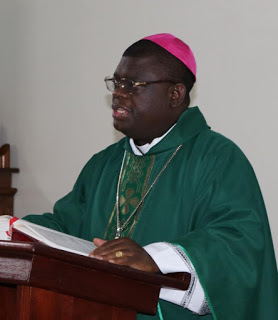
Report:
115,227,122,239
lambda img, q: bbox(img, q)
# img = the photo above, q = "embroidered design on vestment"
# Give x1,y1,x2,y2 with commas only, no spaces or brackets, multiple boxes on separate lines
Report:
169,243,211,314
199,298,211,315
168,243,197,308
104,153,155,240
120,188,139,215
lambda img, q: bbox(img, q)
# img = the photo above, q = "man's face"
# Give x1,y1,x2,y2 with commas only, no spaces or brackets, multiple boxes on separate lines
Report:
112,55,177,145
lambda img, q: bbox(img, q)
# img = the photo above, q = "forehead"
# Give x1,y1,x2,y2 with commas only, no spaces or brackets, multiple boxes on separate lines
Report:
114,55,167,80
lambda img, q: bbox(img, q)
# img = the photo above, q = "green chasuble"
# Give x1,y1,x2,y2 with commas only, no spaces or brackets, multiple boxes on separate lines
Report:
24,107,278,320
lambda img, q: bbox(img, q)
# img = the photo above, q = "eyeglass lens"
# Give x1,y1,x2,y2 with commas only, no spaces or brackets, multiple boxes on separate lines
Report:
105,79,134,93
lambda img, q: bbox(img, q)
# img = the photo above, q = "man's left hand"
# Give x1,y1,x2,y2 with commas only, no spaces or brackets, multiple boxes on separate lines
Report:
89,237,159,273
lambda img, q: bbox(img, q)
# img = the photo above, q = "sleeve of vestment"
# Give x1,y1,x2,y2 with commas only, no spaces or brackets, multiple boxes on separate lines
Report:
22,151,104,238
169,142,278,319
144,242,210,315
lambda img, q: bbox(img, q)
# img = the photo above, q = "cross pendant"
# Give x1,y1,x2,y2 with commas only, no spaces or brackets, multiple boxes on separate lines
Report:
115,227,122,239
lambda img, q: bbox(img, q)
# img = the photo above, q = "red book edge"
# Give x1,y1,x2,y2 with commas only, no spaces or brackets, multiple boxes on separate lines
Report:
11,226,40,243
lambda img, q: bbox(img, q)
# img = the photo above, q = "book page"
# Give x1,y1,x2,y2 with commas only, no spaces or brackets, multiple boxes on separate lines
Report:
13,220,96,256
0,215,12,240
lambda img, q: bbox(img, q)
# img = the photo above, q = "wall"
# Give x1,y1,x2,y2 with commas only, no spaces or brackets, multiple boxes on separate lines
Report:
0,0,277,257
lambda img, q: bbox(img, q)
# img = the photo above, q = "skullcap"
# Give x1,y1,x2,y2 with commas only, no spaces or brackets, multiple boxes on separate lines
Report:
143,33,196,81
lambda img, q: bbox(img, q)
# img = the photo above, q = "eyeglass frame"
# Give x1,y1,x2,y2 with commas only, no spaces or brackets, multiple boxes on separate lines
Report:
104,76,178,94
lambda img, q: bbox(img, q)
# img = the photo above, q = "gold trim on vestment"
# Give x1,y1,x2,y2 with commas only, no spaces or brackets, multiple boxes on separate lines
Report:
127,155,155,237
104,153,155,240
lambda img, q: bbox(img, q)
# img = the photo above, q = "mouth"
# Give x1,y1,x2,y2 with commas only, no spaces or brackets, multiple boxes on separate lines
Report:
112,105,130,119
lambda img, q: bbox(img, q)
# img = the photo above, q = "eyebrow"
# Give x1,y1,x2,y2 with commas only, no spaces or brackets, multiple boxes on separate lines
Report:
112,74,144,82
113,72,122,80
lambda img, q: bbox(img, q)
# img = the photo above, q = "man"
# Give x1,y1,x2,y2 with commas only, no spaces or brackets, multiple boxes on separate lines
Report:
21,33,278,319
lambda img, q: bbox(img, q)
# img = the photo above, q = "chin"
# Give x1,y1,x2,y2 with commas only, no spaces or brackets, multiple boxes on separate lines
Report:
113,121,129,136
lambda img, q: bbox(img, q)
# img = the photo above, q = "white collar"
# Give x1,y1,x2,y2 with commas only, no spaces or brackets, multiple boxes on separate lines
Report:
129,124,176,156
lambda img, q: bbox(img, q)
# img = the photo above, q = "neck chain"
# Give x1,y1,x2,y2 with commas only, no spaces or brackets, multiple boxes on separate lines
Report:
115,144,182,239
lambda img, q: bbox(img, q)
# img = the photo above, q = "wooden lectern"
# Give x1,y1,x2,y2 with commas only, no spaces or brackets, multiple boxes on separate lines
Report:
0,241,190,320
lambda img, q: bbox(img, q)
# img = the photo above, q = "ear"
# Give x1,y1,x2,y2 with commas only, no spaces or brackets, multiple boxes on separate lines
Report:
169,84,186,108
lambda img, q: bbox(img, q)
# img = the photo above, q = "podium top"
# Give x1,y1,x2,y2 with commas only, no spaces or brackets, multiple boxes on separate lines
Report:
0,241,190,315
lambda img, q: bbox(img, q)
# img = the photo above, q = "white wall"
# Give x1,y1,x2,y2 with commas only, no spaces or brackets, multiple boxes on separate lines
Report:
1,0,277,258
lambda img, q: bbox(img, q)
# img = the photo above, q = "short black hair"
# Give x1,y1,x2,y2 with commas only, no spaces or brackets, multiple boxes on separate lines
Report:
123,40,195,105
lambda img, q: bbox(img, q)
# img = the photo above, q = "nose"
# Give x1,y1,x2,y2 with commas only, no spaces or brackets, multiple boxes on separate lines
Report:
112,87,130,99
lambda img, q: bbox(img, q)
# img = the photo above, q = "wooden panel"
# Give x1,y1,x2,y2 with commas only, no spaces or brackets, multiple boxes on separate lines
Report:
0,171,12,187
29,254,159,314
0,194,15,215
17,287,136,320
72,298,136,320
17,286,32,320
29,287,73,320
0,284,17,320
0,168,19,216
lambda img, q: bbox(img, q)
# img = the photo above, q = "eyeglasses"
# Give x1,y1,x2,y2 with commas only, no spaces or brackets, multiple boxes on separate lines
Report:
104,76,177,94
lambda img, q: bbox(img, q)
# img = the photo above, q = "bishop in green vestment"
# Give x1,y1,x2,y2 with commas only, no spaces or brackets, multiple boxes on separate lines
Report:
23,34,278,319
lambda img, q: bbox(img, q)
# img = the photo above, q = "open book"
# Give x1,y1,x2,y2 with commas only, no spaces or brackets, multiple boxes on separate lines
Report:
0,215,96,256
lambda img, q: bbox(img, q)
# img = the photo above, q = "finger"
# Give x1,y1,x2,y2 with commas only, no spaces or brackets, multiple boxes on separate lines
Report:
108,255,130,265
94,247,133,261
92,238,131,256
91,239,118,256
93,238,107,247
110,255,159,273
108,255,146,271
89,238,107,257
